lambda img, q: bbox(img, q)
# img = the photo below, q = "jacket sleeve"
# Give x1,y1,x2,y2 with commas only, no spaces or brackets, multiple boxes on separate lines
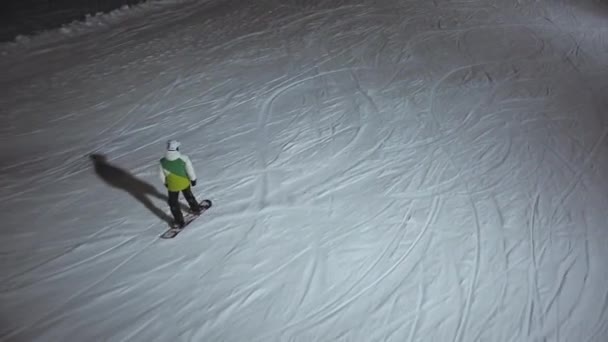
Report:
159,164,167,184
182,155,197,181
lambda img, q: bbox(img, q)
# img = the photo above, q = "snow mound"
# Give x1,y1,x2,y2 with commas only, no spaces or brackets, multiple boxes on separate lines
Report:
1,0,196,54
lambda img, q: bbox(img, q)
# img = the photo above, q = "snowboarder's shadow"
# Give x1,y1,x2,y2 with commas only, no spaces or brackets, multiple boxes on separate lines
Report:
90,154,189,225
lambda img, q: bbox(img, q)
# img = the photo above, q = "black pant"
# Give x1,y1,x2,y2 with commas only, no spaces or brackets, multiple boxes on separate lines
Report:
168,186,199,225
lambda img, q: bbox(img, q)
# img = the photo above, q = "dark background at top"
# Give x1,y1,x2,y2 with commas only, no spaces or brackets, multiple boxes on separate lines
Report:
0,0,147,42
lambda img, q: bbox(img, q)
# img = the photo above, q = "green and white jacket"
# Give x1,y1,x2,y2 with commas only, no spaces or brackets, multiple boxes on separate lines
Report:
159,150,197,192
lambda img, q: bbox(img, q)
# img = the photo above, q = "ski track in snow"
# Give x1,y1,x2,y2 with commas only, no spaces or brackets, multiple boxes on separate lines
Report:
1,0,608,341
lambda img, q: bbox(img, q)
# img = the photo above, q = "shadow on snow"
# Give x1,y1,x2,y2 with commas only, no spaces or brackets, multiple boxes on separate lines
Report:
89,153,186,225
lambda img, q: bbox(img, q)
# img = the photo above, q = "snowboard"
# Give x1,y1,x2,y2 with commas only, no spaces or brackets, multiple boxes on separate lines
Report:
160,199,212,239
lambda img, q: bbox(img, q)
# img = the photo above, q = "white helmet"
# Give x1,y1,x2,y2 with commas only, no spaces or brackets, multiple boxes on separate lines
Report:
167,139,181,151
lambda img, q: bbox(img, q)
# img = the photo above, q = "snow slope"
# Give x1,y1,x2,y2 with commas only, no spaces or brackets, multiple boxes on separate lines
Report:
1,0,608,341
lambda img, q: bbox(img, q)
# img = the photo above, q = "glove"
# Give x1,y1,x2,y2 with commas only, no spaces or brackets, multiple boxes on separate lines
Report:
191,179,197,187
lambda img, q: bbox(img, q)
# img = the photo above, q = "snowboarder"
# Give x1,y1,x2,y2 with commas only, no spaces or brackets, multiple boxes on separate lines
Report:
159,139,202,228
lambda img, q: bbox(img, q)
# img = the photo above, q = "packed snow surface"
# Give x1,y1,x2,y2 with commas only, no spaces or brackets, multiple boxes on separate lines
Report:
1,0,608,341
